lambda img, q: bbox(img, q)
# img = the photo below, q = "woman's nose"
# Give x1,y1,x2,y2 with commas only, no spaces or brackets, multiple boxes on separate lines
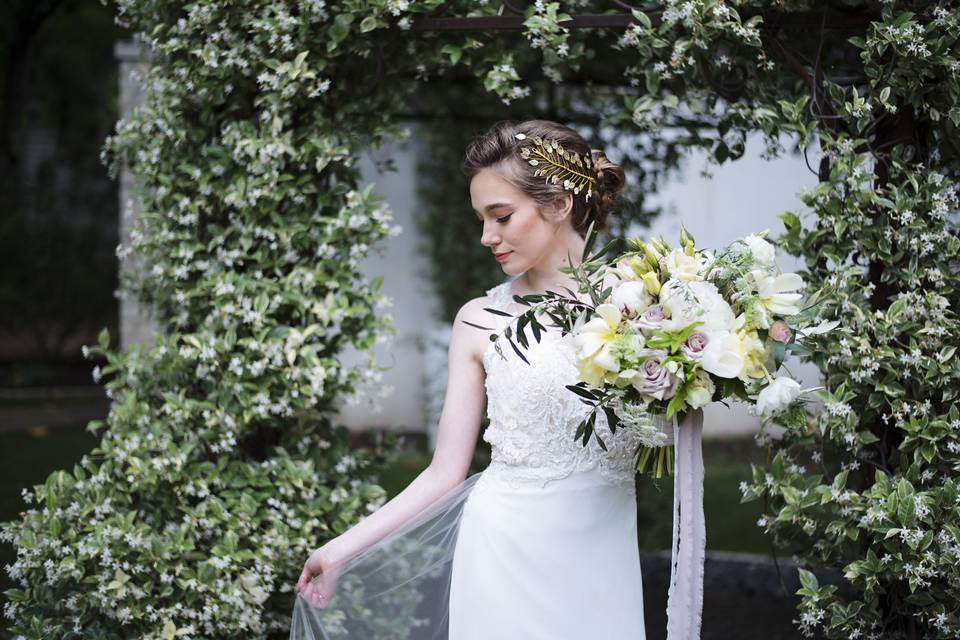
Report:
480,223,500,247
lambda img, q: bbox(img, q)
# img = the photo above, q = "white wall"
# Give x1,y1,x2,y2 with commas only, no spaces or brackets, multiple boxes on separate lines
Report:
341,128,825,442
335,129,438,434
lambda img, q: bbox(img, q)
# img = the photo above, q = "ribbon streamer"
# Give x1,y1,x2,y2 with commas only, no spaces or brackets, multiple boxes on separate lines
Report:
665,408,705,640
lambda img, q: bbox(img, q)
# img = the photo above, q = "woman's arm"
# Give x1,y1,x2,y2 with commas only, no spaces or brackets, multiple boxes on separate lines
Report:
296,297,489,589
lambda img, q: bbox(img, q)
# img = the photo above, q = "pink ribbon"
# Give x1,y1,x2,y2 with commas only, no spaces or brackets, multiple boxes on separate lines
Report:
665,408,705,640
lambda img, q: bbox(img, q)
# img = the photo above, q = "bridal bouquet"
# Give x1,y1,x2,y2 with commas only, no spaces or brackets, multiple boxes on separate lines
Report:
489,224,832,477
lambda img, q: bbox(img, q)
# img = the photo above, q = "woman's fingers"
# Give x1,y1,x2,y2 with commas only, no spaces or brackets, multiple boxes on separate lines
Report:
295,563,313,593
298,576,328,609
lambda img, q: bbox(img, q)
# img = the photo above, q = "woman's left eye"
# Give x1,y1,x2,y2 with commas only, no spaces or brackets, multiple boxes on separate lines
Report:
496,213,513,224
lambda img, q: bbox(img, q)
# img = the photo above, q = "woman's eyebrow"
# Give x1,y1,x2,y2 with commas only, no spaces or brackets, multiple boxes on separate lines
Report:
473,202,512,215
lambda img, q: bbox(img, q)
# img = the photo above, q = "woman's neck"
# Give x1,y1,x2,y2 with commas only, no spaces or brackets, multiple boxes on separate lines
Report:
515,231,586,296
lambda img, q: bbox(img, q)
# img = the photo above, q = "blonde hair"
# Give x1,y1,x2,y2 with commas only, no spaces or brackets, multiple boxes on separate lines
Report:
461,119,625,235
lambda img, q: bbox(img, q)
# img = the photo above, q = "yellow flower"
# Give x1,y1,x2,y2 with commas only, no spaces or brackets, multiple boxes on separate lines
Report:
610,255,649,282
737,325,768,381
573,304,622,383
642,271,661,296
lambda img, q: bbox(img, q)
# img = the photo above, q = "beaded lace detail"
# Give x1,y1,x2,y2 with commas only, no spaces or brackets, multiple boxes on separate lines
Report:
480,279,640,490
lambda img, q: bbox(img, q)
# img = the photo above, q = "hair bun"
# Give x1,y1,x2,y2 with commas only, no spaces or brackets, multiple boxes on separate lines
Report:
589,149,625,232
462,120,628,238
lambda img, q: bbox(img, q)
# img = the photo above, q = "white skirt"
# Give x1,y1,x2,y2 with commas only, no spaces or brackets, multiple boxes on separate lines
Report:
291,466,646,640
450,466,645,639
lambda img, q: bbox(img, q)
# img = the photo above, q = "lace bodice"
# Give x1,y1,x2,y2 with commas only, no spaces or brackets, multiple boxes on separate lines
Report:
480,279,640,490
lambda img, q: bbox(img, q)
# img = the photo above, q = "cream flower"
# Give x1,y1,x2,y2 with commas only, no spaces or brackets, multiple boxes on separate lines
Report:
660,248,704,283
659,280,736,334
741,233,776,266
573,303,622,376
756,272,805,316
699,314,766,380
686,370,715,409
756,377,801,417
610,280,651,318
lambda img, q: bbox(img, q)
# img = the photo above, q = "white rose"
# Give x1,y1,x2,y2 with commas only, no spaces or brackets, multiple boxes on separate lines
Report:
699,330,746,379
610,281,651,318
659,280,736,334
660,248,704,283
741,234,776,266
756,377,801,417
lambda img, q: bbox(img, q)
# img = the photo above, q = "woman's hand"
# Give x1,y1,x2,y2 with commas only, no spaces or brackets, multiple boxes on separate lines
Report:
295,545,343,609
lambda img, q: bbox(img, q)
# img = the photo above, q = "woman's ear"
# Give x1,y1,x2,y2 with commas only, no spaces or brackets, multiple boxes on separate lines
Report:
551,193,573,223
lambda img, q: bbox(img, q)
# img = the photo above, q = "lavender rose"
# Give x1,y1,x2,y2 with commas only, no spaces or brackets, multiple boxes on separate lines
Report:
681,330,709,360
634,306,666,333
631,349,680,400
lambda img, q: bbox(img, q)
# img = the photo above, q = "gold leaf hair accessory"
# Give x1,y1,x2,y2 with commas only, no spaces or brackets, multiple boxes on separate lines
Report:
515,132,597,202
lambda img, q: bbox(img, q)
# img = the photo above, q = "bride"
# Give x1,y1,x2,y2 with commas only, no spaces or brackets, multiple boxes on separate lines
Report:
291,119,646,639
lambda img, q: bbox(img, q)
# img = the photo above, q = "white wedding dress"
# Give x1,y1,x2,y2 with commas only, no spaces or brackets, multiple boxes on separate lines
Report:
291,279,646,640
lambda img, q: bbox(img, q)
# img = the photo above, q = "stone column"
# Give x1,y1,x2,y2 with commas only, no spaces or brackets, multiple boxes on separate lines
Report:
114,40,157,350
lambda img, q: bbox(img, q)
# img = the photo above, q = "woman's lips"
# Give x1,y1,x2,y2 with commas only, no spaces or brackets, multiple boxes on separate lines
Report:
495,251,512,261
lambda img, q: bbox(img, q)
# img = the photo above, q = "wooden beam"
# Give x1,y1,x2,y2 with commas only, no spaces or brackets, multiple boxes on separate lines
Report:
407,9,871,33
409,13,648,32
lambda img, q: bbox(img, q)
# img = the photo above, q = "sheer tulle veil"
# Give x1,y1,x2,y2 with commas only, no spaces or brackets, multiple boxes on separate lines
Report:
290,473,483,640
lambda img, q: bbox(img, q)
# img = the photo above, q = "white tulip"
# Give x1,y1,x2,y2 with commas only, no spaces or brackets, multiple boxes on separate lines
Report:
700,330,746,379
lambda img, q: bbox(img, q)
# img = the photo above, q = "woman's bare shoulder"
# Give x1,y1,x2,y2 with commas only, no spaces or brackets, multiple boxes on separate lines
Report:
451,293,498,364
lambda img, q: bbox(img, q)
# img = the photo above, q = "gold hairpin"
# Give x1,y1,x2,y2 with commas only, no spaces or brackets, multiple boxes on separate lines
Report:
515,133,596,201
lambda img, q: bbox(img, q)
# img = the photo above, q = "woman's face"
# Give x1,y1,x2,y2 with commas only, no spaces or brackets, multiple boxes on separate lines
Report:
469,166,565,276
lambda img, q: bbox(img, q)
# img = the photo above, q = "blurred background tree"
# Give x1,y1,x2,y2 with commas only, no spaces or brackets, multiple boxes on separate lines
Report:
0,0,127,385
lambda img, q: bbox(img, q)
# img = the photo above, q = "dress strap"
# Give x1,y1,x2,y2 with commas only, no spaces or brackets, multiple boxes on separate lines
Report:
484,280,512,310
483,280,516,331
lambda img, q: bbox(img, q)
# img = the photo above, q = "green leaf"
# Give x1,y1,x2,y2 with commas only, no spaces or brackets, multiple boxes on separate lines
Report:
483,306,513,318
631,9,652,29
565,384,598,401
360,16,378,32
441,44,463,65
507,337,530,365
581,220,597,262
772,340,786,371
797,568,819,592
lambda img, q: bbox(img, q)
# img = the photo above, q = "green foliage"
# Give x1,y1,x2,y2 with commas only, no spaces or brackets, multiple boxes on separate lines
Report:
2,0,415,636
733,5,960,638
3,0,959,638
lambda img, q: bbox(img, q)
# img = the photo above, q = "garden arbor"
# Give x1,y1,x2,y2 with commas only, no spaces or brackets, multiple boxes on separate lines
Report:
3,2,960,640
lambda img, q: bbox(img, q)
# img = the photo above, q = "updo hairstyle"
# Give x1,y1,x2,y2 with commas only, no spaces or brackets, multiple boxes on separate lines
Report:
461,119,625,235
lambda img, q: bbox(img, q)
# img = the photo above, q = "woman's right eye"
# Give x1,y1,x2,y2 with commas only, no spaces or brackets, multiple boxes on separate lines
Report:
495,213,513,224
